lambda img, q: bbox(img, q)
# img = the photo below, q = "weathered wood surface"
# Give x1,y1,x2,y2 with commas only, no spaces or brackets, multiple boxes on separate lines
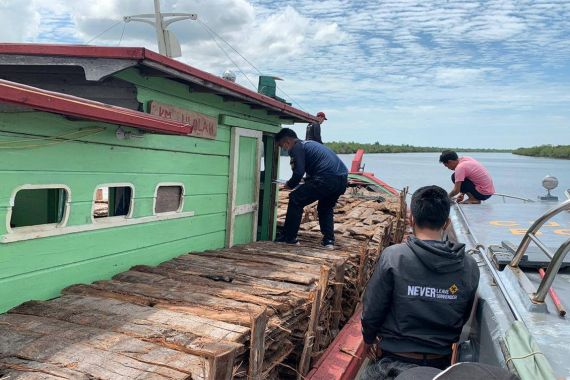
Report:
1,189,407,379
0,313,206,379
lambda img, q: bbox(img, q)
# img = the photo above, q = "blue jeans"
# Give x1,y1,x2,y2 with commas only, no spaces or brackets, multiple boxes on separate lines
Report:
282,175,347,242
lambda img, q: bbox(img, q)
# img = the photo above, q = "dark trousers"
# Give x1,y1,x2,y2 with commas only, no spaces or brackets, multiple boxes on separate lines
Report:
283,175,347,241
451,173,492,201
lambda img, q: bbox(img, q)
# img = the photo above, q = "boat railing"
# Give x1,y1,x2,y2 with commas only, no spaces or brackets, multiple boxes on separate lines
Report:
493,192,535,203
510,199,570,303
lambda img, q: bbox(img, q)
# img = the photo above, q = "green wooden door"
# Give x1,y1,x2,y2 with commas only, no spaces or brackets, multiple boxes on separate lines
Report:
227,128,262,247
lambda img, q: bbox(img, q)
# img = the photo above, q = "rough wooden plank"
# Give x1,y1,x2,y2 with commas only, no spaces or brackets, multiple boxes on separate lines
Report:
133,264,310,301
331,260,346,332
0,313,206,379
10,297,243,359
172,254,318,285
248,308,268,380
63,283,264,326
113,270,291,312
298,289,322,378
157,260,312,293
0,357,93,379
198,250,324,275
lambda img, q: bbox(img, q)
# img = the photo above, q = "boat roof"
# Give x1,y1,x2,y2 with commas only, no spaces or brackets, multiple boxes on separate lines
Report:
0,43,317,124
0,79,192,135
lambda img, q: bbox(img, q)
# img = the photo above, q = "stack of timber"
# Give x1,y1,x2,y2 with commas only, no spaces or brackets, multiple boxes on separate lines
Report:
278,188,408,301
0,191,407,380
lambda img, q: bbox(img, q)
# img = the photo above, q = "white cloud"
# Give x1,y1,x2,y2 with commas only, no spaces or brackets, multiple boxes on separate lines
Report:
0,0,569,147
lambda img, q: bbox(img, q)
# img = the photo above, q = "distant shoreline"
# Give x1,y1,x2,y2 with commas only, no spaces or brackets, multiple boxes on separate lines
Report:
325,142,511,154
512,145,570,160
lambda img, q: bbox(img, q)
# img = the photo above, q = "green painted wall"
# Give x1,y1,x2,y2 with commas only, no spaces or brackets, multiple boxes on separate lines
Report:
0,68,283,312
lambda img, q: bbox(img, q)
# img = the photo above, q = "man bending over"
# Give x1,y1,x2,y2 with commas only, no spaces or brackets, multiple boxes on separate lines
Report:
361,185,480,379
440,150,495,204
275,128,348,249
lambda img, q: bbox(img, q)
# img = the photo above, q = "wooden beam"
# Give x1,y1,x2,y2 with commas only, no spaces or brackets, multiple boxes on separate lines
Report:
248,308,268,380
331,259,346,332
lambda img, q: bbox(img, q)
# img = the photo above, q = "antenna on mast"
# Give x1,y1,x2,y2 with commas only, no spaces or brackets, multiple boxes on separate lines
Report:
123,0,197,57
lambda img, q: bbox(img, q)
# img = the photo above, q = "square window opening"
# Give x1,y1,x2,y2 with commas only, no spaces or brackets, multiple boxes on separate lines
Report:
94,186,132,219
155,186,183,214
10,188,68,228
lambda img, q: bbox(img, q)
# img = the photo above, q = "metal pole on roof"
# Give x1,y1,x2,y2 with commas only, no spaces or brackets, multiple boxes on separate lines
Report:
153,0,167,56
123,0,197,58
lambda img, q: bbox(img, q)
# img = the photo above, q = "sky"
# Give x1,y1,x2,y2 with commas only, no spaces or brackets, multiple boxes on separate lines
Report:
0,0,569,148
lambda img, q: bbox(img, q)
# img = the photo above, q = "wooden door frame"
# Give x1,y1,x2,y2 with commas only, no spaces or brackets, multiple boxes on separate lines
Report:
226,127,263,247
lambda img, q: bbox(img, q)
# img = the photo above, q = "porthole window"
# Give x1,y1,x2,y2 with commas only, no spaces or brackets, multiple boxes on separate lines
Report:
155,185,184,214
10,186,69,229
93,185,133,219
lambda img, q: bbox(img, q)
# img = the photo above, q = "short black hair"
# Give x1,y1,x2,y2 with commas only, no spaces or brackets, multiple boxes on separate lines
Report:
275,128,297,142
410,185,450,229
439,150,458,163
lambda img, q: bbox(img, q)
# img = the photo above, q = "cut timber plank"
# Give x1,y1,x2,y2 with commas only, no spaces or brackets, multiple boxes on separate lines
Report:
63,283,264,326
10,297,243,359
132,265,306,301
157,260,312,293
331,260,346,332
112,270,291,312
0,357,93,379
0,313,207,379
248,308,269,380
174,254,318,285
198,250,323,275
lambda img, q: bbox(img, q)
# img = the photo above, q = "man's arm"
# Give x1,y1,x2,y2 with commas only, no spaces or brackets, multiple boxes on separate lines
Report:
286,143,306,189
449,181,462,198
313,123,322,144
361,254,394,344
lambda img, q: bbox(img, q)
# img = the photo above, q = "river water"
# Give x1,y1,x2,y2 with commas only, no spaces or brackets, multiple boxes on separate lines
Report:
279,152,570,202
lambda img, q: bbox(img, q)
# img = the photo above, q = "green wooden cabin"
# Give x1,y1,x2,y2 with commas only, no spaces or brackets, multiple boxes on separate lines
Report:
0,44,316,313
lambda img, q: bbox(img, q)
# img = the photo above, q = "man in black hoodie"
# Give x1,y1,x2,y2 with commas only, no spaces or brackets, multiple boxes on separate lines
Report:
361,185,480,379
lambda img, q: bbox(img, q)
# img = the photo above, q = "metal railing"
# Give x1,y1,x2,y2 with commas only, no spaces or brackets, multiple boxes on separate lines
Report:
509,198,570,303
454,203,522,321
493,192,535,203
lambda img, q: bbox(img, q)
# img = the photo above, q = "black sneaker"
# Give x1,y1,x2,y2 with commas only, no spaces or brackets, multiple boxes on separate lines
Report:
274,235,300,245
321,239,335,250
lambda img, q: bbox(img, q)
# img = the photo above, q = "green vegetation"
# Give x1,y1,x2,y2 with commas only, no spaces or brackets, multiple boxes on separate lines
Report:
325,141,511,154
513,145,570,159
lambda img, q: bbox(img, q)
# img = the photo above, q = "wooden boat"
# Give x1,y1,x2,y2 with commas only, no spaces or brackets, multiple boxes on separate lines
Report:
0,43,407,379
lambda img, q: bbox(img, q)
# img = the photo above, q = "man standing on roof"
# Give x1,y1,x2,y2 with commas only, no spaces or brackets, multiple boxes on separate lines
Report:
361,185,480,379
439,150,495,204
274,128,348,249
305,111,327,144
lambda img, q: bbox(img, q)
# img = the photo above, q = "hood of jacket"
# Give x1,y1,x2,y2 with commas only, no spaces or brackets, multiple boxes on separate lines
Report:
406,236,466,273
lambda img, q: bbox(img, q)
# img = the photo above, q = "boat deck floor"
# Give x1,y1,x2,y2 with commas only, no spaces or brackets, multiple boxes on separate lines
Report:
0,234,376,380
451,203,570,378
456,202,570,253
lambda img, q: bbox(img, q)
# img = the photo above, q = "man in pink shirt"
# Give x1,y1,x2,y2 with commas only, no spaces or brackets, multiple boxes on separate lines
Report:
439,150,495,204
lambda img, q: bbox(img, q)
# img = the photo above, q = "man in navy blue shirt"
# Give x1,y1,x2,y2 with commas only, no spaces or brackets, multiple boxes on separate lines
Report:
275,128,348,249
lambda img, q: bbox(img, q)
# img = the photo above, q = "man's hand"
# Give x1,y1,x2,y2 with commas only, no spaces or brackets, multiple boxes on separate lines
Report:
364,342,379,361
279,183,291,191
455,193,465,203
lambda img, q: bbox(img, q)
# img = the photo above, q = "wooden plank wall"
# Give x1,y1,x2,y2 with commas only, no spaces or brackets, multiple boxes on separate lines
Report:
0,68,284,313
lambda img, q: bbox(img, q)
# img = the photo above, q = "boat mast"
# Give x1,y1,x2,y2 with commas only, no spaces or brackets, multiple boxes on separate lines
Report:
124,0,197,58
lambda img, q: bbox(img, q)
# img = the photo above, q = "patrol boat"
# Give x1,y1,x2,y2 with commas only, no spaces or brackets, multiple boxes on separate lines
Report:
308,163,570,380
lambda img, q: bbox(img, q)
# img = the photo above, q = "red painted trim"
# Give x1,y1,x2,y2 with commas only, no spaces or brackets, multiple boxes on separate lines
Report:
306,305,366,380
0,43,318,123
351,149,365,172
358,172,399,195
0,79,192,135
